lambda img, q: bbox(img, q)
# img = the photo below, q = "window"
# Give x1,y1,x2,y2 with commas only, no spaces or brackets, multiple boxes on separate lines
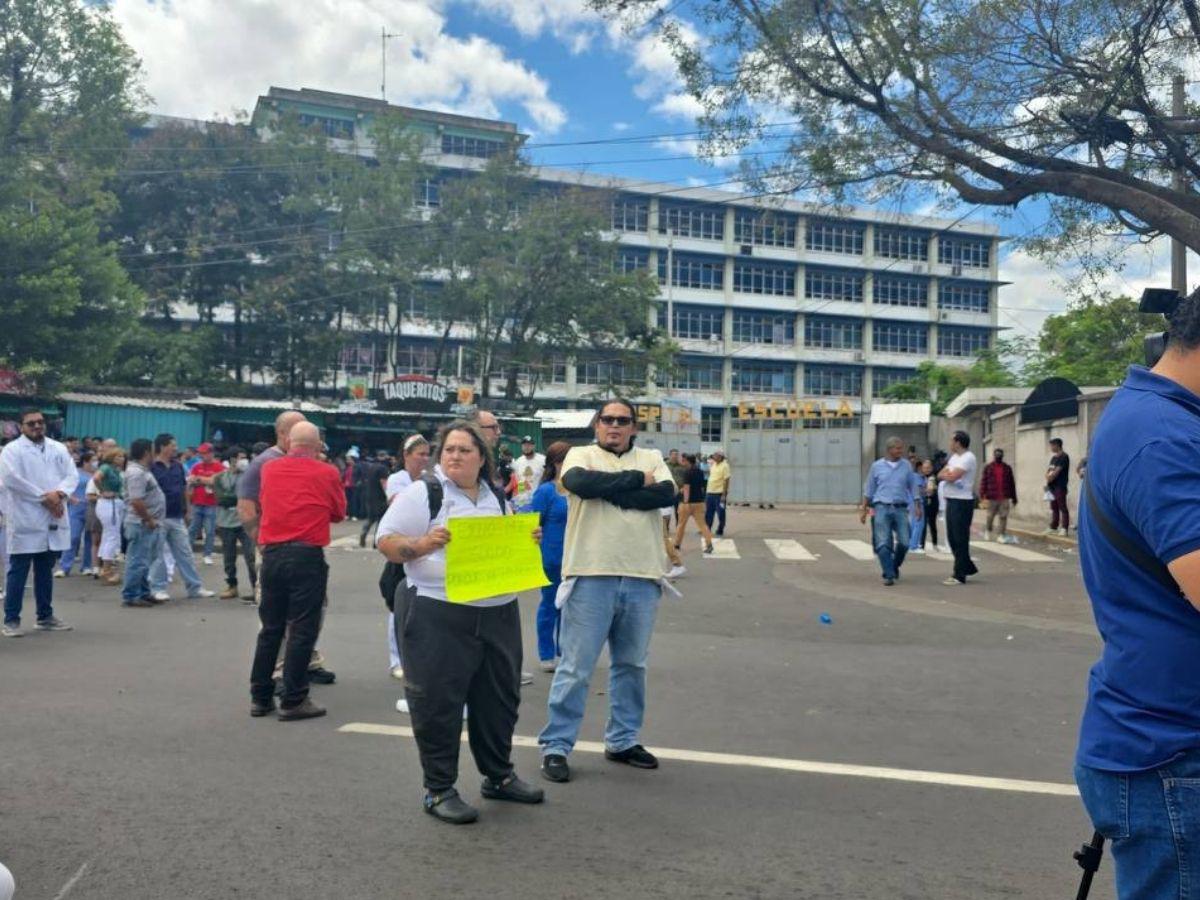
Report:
701,407,723,443
873,321,928,354
937,280,990,312
404,282,442,319
656,303,724,340
672,356,724,391
804,364,862,397
733,210,797,248
938,235,991,268
732,361,795,394
297,114,354,139
658,253,725,290
937,326,991,358
617,248,649,273
874,227,929,261
804,316,863,350
732,260,797,296
806,219,865,255
732,310,795,345
611,196,649,233
543,356,568,384
414,177,441,209
805,267,864,302
872,367,918,395
576,359,646,387
440,133,506,158
659,202,724,240
394,341,441,376
874,274,929,307
339,339,377,375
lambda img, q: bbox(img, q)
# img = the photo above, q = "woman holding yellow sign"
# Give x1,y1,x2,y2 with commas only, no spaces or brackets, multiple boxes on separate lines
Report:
375,420,545,825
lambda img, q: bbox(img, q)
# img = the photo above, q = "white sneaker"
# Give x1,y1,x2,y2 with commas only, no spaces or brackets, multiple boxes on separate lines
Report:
389,665,404,680
667,565,687,579
910,548,925,555
53,568,66,578
539,659,557,673
395,698,409,714
81,567,93,576
203,555,214,566
1061,527,1071,537
152,591,170,602
189,588,216,599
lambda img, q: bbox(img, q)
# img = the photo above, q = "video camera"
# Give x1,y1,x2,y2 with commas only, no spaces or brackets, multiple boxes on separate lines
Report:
1141,288,1183,367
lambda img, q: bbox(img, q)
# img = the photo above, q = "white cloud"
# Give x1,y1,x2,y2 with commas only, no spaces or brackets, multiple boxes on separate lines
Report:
652,91,704,121
612,121,632,132
464,0,599,52
111,0,566,133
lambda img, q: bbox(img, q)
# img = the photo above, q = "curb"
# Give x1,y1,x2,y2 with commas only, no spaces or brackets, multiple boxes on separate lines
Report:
1007,526,1077,546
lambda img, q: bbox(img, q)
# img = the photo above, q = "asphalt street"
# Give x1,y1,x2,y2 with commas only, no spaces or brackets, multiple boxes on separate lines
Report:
2,507,1109,899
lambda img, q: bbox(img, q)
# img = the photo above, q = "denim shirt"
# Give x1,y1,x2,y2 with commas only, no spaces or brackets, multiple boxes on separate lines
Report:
863,458,917,505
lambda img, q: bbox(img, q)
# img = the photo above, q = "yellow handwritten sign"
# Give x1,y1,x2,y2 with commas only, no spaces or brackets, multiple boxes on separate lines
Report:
444,513,550,603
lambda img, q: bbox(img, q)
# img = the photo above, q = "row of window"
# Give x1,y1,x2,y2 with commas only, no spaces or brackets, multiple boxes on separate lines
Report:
440,133,507,158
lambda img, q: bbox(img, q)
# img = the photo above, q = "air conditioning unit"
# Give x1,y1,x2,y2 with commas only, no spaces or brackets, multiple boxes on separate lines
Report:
911,263,925,274
951,264,963,277
853,351,865,362
739,244,753,256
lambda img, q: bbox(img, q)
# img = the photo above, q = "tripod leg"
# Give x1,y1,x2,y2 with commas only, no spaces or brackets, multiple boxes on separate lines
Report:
1074,831,1105,900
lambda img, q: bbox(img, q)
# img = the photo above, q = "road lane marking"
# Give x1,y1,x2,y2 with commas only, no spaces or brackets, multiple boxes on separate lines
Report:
764,539,817,561
708,538,740,559
338,723,1078,798
52,860,91,900
971,542,1061,563
828,539,876,561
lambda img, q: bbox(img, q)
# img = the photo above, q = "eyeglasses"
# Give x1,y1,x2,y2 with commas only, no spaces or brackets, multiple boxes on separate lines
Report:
598,415,633,427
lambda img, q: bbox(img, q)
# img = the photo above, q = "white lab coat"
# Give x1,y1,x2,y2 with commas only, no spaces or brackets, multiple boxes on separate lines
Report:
0,435,78,555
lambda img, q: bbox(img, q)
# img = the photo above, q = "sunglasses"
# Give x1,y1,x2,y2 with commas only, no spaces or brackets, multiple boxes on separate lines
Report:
598,415,633,427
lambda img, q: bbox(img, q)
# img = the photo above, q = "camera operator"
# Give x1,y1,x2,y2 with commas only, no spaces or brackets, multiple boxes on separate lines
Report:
1075,290,1200,898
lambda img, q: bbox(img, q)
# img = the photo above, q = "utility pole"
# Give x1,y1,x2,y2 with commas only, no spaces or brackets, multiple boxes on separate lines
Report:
380,26,400,102
1173,74,1188,295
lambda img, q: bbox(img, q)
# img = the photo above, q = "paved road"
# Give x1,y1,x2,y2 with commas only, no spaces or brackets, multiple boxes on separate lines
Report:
2,507,1108,899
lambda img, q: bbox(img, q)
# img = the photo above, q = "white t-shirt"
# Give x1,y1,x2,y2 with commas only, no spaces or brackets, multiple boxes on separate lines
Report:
941,451,977,500
375,465,514,607
385,470,413,502
512,453,545,509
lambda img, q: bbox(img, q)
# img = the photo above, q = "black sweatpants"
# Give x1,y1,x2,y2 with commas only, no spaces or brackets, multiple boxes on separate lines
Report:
923,497,938,547
945,498,979,582
250,544,328,708
400,595,522,792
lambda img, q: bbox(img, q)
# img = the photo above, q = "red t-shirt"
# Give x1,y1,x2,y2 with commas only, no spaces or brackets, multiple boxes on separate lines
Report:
188,460,226,506
258,455,346,547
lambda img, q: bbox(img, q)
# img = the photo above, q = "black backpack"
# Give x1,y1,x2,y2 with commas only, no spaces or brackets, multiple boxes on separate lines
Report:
378,473,508,609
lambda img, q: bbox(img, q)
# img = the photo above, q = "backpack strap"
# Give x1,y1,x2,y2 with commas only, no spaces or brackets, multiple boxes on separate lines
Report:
1083,475,1181,597
420,472,444,522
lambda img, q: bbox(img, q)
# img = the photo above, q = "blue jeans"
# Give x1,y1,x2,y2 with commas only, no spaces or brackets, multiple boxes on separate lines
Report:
872,503,910,579
149,518,204,594
1076,750,1200,899
907,507,923,551
704,494,726,534
59,507,92,573
537,562,562,662
539,575,661,756
122,521,164,602
4,550,56,625
188,505,217,557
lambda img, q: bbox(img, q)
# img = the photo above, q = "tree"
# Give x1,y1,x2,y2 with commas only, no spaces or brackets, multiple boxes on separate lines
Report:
1021,295,1163,385
594,0,1200,256
0,0,144,388
882,348,1019,414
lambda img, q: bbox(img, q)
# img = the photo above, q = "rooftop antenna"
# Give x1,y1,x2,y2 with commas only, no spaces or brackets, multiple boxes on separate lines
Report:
380,26,401,102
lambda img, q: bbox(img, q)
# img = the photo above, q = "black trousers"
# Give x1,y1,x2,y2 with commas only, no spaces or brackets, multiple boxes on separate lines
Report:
250,544,328,708
945,498,979,582
400,595,522,792
219,526,256,588
923,497,939,547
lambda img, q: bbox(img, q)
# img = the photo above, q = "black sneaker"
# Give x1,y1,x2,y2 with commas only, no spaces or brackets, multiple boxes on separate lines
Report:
541,754,570,783
605,744,659,769
277,698,326,721
424,789,479,825
308,668,336,685
481,773,544,804
250,699,276,718
883,577,895,586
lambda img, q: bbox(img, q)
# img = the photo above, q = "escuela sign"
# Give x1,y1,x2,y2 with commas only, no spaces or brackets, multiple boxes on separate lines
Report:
731,399,856,421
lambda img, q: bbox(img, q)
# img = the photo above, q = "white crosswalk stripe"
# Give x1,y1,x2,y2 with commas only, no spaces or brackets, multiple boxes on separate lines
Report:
764,539,818,561
709,538,740,559
970,541,1061,563
827,539,876,561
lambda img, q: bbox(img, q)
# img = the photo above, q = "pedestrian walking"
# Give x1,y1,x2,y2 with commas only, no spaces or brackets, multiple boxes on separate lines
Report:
383,434,431,683
860,437,922,586
186,442,224,565
939,431,979,585
56,450,95,577
376,420,545,824
673,453,715,555
213,448,255,601
539,400,676,784
703,449,731,536
919,460,939,550
906,457,926,555
529,441,571,672
249,422,345,721
342,448,359,521
148,434,215,601
357,452,389,548
93,447,126,586
1045,437,1071,536
666,448,685,528
980,448,1018,543
0,408,78,637
120,439,166,609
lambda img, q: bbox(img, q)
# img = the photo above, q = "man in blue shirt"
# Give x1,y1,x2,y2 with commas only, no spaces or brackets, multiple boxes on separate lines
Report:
148,433,214,601
859,436,922,586
1075,293,1200,898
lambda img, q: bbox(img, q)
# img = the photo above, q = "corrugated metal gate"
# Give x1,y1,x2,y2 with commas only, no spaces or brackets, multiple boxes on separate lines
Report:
727,418,862,504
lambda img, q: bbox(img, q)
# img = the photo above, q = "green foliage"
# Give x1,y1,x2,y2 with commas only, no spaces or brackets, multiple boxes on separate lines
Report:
1022,296,1161,385
883,349,1019,414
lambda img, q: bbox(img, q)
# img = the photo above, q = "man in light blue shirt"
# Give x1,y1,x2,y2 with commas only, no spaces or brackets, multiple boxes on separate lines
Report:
859,436,922,586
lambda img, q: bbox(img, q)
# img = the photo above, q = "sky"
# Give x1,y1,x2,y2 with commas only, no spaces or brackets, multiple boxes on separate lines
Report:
108,0,1187,346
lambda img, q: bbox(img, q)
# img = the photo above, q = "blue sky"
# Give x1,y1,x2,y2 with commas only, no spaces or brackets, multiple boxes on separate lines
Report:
108,0,1183,343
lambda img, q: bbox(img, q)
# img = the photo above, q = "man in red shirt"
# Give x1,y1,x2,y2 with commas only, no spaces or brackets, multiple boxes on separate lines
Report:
187,442,225,565
249,422,346,721
979,447,1018,544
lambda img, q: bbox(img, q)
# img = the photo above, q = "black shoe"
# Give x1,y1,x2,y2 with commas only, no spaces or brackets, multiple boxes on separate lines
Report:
703,544,714,554
122,598,155,608
359,532,367,548
605,744,659,769
250,699,275,718
424,789,479,825
481,773,544,804
541,754,570,783
308,668,336,685
277,698,326,721
883,577,895,586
